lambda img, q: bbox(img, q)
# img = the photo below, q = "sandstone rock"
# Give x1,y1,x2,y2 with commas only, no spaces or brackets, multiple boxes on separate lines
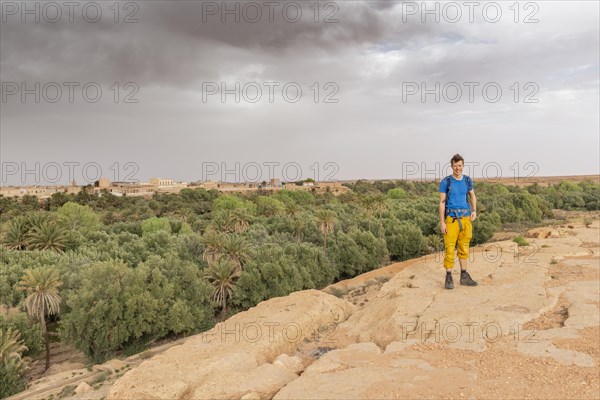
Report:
192,362,297,400
339,245,555,351
241,392,262,400
527,227,560,239
75,381,92,394
94,358,127,374
273,353,304,374
107,290,354,400
273,343,476,400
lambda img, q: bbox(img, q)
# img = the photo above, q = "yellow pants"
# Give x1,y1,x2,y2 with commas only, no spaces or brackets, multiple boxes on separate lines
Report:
443,215,472,270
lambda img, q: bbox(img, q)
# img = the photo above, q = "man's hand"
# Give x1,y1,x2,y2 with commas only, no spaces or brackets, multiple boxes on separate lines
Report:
440,221,447,235
470,211,477,222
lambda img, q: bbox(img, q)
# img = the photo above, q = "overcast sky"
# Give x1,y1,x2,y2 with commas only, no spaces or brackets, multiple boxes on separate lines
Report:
1,0,598,185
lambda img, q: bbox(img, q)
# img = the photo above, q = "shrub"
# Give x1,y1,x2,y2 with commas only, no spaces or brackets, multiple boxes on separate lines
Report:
0,313,44,357
513,236,529,247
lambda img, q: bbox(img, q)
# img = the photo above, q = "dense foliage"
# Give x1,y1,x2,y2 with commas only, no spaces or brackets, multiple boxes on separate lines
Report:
0,178,598,393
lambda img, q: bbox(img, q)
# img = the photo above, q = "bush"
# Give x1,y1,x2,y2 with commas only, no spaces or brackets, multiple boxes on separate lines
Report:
59,384,77,398
513,236,529,247
383,219,427,261
330,228,389,279
0,363,26,398
141,217,172,236
0,328,28,398
472,211,501,245
60,259,214,363
0,313,44,357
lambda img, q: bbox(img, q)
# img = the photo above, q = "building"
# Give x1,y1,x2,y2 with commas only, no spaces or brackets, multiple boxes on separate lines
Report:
150,178,175,187
98,177,110,188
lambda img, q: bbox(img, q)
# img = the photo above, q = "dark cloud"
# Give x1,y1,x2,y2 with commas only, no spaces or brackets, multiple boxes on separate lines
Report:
1,1,598,184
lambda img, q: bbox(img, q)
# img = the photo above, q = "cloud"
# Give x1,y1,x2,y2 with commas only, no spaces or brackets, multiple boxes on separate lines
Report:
1,0,598,184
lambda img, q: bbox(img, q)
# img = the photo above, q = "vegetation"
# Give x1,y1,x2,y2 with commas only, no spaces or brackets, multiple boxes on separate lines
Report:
0,178,597,394
512,236,530,247
18,268,62,371
0,327,29,397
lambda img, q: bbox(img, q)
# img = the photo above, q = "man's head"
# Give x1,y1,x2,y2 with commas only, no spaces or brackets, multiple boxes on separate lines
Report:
450,154,464,176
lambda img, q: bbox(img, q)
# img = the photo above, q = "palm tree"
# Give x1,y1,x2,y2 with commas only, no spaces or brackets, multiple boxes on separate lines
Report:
201,230,225,264
203,258,240,321
179,209,197,225
221,234,251,273
232,208,252,234
0,327,28,368
372,193,389,235
27,220,68,253
211,210,236,233
2,216,30,250
17,268,62,371
284,202,301,218
372,193,389,221
291,216,305,243
360,195,377,232
315,210,336,254
26,211,51,231
0,327,29,397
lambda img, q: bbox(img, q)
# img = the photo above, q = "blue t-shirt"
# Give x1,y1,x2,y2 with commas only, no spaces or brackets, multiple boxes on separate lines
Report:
439,175,473,217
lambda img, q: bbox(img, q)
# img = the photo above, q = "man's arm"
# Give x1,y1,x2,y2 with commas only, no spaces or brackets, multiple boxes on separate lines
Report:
439,192,447,233
468,190,477,218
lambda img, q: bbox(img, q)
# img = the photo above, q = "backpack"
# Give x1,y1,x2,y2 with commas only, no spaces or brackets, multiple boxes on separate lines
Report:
444,175,472,217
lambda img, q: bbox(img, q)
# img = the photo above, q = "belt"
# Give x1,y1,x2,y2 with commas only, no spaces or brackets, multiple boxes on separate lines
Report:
446,208,470,231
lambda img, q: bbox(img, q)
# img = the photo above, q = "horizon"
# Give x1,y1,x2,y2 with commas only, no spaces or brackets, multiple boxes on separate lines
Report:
2,173,599,189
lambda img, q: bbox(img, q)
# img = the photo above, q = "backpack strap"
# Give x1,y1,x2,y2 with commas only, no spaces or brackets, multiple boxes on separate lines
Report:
444,176,451,217
465,175,472,209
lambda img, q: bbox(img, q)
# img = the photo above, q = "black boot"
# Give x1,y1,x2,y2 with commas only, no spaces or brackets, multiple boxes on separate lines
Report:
444,273,454,290
460,270,478,286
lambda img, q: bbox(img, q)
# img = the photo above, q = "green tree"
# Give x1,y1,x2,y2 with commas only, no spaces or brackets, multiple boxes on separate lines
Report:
221,234,252,273
359,194,377,232
387,188,407,200
26,211,51,230
201,230,225,264
61,259,212,362
284,202,301,218
141,217,172,236
291,217,305,242
27,219,68,253
256,196,285,217
330,228,388,279
383,219,427,261
203,258,240,321
372,193,389,227
0,313,44,358
0,327,29,397
56,202,101,233
232,208,253,233
210,209,237,233
2,216,29,250
315,210,336,254
17,267,62,371
212,195,257,215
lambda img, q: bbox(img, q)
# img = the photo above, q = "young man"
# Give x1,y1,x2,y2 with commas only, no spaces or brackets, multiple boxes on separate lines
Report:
439,154,478,289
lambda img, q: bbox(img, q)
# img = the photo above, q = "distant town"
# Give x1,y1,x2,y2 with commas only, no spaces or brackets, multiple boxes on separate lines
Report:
0,177,352,199
1,175,598,200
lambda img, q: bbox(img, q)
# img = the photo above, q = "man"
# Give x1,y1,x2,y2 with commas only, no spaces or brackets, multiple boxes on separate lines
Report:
439,154,478,289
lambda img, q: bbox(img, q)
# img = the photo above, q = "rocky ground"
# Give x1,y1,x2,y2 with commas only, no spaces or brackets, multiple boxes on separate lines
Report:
7,211,599,400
